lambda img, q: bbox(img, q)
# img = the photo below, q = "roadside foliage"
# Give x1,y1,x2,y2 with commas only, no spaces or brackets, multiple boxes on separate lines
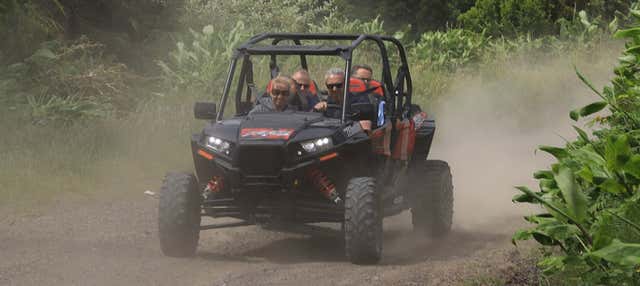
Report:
513,6,640,285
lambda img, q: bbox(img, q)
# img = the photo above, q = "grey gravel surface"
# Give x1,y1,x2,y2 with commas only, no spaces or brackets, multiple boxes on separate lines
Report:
0,194,529,286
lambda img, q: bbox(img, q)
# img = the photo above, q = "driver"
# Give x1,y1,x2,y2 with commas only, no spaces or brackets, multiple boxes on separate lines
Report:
313,68,373,131
249,76,294,114
313,68,360,114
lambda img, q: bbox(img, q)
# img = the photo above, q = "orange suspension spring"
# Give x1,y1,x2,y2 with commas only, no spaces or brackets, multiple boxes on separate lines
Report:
206,176,224,193
307,169,341,204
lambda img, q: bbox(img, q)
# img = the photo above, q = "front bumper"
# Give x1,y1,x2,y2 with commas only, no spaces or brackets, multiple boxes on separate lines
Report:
191,139,341,190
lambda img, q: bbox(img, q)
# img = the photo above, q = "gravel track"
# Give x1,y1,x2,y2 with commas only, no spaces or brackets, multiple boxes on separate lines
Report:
0,193,531,286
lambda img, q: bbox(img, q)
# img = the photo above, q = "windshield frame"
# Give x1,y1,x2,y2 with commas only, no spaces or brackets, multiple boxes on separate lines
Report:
215,33,412,123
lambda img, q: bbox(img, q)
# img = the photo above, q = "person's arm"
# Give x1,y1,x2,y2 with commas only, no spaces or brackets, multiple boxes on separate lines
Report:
306,93,320,112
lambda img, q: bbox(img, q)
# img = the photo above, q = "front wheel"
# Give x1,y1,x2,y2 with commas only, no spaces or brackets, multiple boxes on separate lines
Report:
158,172,202,257
344,177,383,264
410,160,453,237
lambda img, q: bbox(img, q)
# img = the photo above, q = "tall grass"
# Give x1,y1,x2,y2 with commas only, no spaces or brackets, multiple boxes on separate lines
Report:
0,98,202,209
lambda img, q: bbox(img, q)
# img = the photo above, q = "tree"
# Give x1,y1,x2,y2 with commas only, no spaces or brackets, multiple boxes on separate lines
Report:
336,0,475,36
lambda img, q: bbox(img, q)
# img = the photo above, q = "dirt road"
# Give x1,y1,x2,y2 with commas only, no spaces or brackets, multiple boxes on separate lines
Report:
0,193,534,286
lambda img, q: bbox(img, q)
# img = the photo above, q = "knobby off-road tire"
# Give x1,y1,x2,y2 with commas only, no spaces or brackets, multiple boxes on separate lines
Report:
344,177,383,265
410,160,453,237
158,172,202,257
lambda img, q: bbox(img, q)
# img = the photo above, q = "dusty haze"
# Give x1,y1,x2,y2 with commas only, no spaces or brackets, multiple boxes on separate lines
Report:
429,45,621,230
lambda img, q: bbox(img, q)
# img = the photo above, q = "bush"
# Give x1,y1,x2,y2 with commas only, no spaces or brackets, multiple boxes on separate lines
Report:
513,5,640,284
459,0,552,36
412,28,488,72
0,0,62,64
157,22,249,99
10,37,142,125
158,1,387,100
182,0,335,34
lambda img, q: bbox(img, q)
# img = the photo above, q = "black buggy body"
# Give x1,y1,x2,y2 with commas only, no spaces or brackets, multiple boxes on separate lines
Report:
158,33,453,264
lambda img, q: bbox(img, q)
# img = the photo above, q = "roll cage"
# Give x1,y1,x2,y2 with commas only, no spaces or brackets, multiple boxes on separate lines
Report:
215,33,413,123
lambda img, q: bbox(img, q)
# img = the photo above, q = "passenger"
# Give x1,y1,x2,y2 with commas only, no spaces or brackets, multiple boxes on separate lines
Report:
351,64,373,83
249,76,294,114
283,75,309,112
352,63,384,98
291,69,319,110
284,76,298,98
292,69,313,95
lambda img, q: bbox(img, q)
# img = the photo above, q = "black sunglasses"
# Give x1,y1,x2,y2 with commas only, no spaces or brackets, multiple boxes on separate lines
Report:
295,82,310,89
326,83,344,89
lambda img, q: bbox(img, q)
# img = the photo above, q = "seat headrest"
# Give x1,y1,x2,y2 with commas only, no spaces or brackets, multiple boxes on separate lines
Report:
349,78,383,97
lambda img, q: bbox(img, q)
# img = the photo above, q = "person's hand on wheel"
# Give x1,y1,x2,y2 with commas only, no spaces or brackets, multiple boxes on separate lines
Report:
314,101,328,111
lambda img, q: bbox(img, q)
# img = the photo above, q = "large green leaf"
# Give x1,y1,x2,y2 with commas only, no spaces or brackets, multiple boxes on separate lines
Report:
623,154,640,179
572,145,610,183
538,256,566,275
512,229,533,245
569,101,608,121
539,179,557,192
532,232,557,246
539,146,569,160
573,126,590,143
534,218,581,242
614,27,640,39
599,178,626,194
625,45,640,54
555,166,589,224
515,186,574,223
577,166,594,183
512,193,535,203
590,239,640,266
533,170,554,180
605,134,631,172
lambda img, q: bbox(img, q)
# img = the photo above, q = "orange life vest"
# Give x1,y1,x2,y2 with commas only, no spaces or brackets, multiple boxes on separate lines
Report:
348,78,383,97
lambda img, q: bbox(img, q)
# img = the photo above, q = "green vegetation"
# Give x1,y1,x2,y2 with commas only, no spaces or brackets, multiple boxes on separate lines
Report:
512,5,640,284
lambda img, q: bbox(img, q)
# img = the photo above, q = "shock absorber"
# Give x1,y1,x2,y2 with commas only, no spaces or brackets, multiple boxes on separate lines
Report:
307,169,342,204
205,176,224,194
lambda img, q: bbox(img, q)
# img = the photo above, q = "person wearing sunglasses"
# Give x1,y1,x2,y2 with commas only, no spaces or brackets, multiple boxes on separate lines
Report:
313,68,377,132
315,67,372,109
249,76,294,114
292,69,313,94
313,67,370,111
313,68,345,112
290,69,319,111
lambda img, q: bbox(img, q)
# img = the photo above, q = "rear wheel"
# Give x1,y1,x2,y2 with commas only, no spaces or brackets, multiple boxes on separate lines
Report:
158,172,202,257
410,160,453,237
344,177,383,264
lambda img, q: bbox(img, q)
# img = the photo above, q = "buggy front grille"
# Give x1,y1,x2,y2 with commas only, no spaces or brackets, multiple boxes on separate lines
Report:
237,145,284,176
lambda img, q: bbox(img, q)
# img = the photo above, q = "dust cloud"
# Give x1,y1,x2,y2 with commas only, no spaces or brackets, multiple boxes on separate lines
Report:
427,44,622,231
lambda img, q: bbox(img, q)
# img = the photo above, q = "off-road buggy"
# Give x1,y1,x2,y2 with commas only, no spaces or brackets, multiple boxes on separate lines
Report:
158,33,453,264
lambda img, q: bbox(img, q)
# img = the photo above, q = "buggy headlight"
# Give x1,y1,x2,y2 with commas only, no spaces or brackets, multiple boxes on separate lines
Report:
300,137,333,153
206,136,232,155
